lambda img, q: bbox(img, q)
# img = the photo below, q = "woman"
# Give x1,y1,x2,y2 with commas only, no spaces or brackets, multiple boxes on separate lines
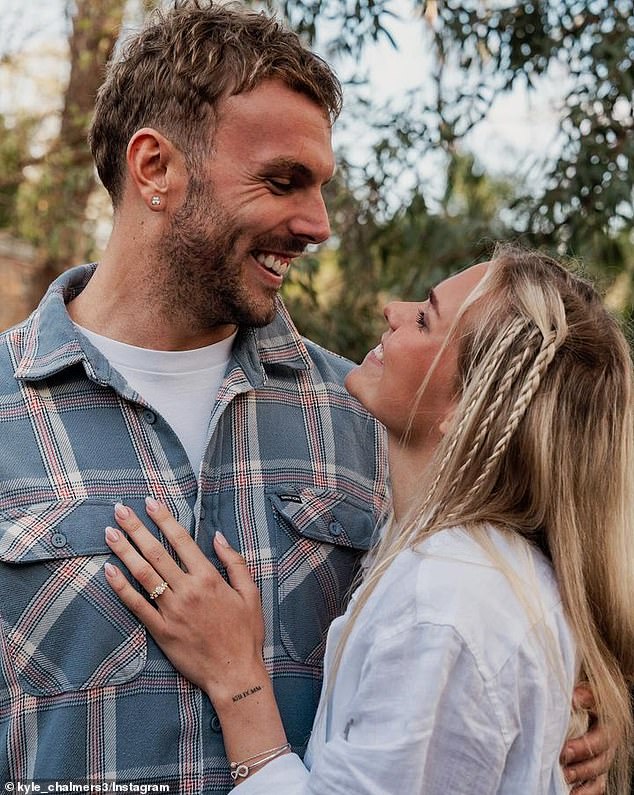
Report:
104,246,634,792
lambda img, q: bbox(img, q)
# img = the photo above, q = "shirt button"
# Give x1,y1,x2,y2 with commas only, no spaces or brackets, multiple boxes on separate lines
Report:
200,506,206,520
210,714,222,733
328,521,343,538
142,409,157,424
51,532,67,548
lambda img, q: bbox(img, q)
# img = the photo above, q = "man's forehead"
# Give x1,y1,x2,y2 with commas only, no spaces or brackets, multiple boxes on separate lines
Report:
211,82,336,178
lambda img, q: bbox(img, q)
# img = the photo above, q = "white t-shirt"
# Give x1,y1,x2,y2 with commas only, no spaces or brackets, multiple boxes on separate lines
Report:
75,324,236,472
237,525,576,795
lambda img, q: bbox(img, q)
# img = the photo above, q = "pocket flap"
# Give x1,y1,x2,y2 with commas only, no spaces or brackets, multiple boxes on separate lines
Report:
268,487,375,550
0,500,116,563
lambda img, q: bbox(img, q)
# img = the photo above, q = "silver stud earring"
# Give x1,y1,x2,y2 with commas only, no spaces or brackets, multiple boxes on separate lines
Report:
151,195,161,207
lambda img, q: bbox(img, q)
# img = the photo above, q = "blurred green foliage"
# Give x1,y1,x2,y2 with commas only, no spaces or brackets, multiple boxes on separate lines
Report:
0,0,632,356
276,0,634,359
283,152,514,361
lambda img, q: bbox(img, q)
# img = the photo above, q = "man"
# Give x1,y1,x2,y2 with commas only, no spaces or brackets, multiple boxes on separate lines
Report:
0,2,608,791
0,4,386,790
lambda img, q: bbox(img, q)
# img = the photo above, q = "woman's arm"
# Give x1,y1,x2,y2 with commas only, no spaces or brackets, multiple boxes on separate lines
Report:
104,502,510,794
104,499,290,784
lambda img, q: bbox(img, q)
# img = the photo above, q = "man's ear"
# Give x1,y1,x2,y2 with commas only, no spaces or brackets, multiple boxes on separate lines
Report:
126,128,184,211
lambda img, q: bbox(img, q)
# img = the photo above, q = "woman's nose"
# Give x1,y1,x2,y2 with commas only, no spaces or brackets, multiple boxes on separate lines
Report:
383,301,416,328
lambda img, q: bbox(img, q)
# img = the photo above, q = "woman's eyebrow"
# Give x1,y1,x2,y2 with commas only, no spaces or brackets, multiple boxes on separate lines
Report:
428,288,439,312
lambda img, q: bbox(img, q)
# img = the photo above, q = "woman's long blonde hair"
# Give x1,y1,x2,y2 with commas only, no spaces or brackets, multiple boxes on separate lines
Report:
338,245,634,791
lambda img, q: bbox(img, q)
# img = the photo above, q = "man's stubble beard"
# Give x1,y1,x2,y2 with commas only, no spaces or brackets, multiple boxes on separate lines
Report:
156,176,279,331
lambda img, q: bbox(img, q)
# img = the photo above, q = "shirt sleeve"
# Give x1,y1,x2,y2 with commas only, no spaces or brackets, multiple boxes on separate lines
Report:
236,621,509,795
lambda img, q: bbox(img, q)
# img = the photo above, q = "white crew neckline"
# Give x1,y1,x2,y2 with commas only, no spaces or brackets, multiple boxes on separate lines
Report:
74,323,237,374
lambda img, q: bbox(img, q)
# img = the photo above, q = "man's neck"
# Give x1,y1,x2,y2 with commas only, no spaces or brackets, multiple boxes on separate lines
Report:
67,256,237,352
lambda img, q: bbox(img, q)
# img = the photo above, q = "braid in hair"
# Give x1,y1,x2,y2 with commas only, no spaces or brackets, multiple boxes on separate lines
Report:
447,328,559,519
409,316,531,528
450,325,541,489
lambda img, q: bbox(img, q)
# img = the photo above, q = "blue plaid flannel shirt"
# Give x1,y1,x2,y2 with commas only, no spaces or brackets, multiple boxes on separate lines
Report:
0,264,388,791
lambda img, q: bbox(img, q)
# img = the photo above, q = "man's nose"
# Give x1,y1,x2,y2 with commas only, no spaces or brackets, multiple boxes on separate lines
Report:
288,192,331,244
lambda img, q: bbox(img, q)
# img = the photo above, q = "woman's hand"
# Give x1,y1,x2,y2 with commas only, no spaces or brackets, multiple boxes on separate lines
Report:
105,498,289,773
103,497,267,706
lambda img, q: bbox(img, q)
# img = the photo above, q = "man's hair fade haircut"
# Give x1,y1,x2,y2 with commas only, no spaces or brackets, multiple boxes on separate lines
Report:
89,0,343,206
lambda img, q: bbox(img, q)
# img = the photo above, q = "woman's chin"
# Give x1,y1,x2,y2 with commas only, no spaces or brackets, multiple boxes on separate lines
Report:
343,365,356,390
344,366,366,404
345,374,387,433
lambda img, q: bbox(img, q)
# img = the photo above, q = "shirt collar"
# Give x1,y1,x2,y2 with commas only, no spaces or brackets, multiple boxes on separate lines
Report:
14,264,313,384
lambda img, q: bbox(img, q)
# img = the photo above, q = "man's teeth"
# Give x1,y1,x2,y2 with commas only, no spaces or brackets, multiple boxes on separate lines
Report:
373,343,384,363
255,252,290,277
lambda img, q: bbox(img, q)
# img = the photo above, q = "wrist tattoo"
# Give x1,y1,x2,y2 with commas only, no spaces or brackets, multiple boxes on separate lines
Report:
232,684,262,703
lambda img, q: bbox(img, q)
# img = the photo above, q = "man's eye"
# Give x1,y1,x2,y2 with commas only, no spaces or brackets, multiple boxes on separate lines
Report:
267,179,292,193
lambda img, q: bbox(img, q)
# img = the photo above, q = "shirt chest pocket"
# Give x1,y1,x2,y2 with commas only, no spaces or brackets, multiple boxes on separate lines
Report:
0,501,147,697
269,487,377,666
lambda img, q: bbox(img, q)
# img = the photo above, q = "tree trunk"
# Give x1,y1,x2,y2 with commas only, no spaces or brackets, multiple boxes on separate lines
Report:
28,0,126,306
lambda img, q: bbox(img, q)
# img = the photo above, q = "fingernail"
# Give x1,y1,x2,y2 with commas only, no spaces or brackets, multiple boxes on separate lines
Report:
215,530,229,548
145,496,159,513
564,767,576,783
105,526,120,543
114,502,130,519
104,562,118,579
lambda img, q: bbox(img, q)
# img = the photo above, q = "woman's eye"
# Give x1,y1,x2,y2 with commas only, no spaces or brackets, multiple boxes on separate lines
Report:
417,309,427,330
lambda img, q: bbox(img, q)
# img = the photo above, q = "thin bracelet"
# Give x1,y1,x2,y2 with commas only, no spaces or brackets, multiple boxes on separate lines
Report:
230,742,291,781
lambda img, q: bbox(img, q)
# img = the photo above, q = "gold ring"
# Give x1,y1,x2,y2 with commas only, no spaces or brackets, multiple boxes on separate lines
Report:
149,580,169,600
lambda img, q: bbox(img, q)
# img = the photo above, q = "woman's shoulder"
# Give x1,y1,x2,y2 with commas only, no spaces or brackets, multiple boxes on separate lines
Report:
413,525,559,609
412,524,558,598
381,526,573,679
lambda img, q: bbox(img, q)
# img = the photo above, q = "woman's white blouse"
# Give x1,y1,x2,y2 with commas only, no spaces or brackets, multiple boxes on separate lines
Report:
237,526,576,794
